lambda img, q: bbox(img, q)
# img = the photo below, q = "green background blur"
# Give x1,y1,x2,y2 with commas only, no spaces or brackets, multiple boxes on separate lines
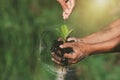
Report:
0,0,120,80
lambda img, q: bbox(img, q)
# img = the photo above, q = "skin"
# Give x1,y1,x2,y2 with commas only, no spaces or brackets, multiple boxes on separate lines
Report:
79,19,120,44
52,28,120,64
67,19,120,44
52,0,120,65
57,0,75,20
59,35,120,64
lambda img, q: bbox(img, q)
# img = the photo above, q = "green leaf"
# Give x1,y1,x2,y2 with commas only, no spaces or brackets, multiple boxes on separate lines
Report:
61,25,68,39
56,25,73,41
66,29,73,39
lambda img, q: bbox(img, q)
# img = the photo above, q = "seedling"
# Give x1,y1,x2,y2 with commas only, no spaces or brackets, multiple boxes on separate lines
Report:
56,25,73,42
51,25,73,66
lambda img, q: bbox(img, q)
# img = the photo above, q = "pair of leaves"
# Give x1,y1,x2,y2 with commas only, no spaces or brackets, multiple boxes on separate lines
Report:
56,25,73,41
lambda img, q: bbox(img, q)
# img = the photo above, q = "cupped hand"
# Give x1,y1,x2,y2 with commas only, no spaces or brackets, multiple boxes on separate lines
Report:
52,42,94,65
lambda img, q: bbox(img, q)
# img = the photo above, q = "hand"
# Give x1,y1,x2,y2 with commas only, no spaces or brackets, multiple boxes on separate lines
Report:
57,0,75,20
67,37,84,42
52,42,94,65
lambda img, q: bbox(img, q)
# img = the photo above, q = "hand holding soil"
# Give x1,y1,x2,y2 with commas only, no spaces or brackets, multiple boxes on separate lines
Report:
51,37,94,65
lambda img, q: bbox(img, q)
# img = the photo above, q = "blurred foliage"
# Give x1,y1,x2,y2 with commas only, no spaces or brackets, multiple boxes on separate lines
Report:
0,0,120,80
0,0,61,80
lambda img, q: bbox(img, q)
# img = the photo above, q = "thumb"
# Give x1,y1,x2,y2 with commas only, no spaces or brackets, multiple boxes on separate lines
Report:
60,43,73,48
64,53,74,59
67,37,77,42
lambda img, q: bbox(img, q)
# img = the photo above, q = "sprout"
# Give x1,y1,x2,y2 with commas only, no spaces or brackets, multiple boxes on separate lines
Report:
51,25,73,66
56,25,73,41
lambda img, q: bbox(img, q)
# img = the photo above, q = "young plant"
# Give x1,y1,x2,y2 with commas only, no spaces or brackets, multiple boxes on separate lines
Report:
56,25,73,42
51,25,73,66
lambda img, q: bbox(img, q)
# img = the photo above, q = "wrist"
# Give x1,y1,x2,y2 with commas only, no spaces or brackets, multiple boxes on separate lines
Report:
90,36,120,55
89,43,100,55
87,44,97,56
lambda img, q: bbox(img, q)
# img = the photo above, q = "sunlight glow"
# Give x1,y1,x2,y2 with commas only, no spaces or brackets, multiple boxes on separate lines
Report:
95,0,108,6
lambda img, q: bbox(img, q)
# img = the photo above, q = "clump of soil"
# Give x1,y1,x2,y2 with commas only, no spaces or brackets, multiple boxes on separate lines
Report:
51,39,73,66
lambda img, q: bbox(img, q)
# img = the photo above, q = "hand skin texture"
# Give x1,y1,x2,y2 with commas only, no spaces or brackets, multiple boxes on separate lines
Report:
52,19,120,65
57,0,75,20
52,36,120,64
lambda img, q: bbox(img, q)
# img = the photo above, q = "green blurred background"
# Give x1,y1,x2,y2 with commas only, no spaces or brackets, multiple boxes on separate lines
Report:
0,0,120,80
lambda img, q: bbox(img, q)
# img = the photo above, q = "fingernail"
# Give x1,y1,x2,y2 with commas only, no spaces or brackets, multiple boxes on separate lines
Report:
67,38,70,41
60,45,63,48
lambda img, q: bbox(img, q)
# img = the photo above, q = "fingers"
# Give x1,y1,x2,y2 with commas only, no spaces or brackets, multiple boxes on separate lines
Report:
58,37,63,41
64,53,78,64
51,52,61,62
67,37,78,42
57,0,68,11
52,58,61,65
57,0,75,20
51,52,62,65
64,53,77,59
52,52,83,65
63,0,75,20
60,42,74,49
57,0,69,19
64,52,84,64
66,0,75,13
52,52,78,65
70,0,75,9
63,11,69,20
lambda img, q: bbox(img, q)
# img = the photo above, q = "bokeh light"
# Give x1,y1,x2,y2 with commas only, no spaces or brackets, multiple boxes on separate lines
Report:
94,0,108,6
68,0,118,37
